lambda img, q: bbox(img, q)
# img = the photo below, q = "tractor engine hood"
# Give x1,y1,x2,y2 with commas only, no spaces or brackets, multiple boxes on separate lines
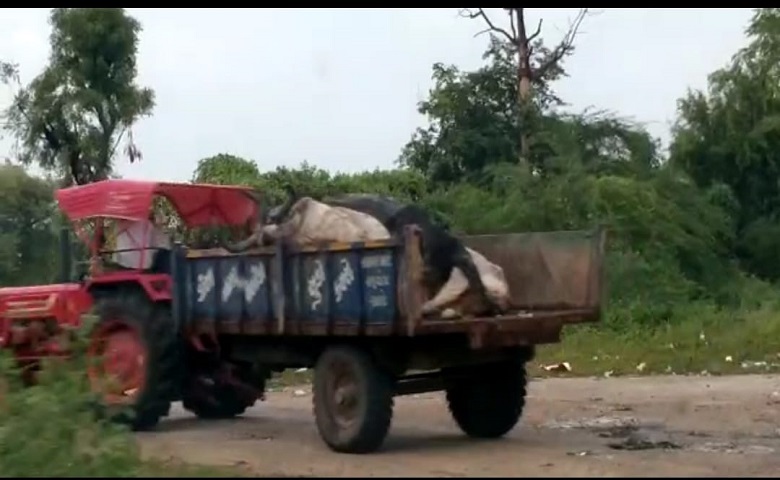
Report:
0,283,93,324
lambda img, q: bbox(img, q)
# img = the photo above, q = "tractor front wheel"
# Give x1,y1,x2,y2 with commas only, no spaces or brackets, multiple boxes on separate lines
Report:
87,292,182,431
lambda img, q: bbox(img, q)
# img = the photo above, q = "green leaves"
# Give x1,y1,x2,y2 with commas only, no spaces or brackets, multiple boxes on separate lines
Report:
193,154,262,187
399,34,661,185
398,37,521,184
670,8,780,278
0,164,59,286
193,154,433,206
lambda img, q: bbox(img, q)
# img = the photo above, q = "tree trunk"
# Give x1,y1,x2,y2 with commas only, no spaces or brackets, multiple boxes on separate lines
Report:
464,7,588,172
515,9,532,167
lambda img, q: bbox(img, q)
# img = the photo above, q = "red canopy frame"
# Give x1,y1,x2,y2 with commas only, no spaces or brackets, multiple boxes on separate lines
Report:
55,179,261,272
55,179,260,227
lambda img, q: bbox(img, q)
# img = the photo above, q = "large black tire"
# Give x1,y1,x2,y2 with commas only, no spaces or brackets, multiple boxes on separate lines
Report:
88,291,182,431
445,357,528,439
312,346,395,454
182,362,265,420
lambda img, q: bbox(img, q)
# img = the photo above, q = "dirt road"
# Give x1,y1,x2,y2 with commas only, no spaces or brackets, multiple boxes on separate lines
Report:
137,374,780,477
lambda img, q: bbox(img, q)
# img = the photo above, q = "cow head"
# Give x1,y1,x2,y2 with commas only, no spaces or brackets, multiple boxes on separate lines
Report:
235,184,300,247
265,184,299,224
238,187,293,226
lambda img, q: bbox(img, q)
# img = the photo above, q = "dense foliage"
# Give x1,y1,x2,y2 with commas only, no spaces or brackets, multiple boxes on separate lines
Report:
1,8,779,327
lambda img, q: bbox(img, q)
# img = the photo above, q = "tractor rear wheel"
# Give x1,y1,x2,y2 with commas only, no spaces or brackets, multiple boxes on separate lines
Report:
87,291,182,431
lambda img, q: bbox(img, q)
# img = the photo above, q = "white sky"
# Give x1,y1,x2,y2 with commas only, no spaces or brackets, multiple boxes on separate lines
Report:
0,8,754,182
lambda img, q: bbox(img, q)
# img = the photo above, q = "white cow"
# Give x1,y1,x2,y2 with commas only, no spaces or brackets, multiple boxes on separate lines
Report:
260,197,391,244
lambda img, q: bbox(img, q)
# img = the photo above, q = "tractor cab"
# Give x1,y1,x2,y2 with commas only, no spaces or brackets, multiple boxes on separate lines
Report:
55,179,262,287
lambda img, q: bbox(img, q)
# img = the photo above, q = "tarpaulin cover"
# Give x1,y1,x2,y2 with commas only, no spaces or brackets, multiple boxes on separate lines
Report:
55,179,259,227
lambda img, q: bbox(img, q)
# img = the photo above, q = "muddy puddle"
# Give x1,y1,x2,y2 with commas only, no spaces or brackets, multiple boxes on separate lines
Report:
542,415,778,455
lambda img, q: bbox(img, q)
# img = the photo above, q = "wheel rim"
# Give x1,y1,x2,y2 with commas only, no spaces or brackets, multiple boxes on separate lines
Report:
87,321,146,405
324,357,361,429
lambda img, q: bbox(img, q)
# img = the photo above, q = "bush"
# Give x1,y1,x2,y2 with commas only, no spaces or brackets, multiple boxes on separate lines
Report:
0,315,239,477
0,319,145,476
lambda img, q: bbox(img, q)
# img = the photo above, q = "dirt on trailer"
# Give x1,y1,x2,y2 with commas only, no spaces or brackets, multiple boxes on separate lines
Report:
136,374,780,478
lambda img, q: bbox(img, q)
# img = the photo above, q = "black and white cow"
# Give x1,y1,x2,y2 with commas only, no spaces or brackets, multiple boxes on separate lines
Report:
262,188,509,317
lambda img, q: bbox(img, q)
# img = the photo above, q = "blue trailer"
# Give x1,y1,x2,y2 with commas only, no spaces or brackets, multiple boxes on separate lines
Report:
163,225,606,453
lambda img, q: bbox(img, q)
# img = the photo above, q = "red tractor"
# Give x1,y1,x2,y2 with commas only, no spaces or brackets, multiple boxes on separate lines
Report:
0,179,265,427
0,178,607,454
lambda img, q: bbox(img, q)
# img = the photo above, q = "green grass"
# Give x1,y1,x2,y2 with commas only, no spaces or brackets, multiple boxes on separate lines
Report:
268,368,313,389
533,305,780,377
264,305,780,386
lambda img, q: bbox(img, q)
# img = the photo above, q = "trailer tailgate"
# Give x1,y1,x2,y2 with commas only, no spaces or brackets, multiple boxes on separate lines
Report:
403,226,607,344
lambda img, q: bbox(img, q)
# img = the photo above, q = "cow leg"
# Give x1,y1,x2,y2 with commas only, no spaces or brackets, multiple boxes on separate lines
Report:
452,246,503,315
421,266,469,315
224,229,265,252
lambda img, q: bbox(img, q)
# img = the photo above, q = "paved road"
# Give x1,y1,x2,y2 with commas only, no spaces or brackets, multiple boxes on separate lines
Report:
137,374,780,477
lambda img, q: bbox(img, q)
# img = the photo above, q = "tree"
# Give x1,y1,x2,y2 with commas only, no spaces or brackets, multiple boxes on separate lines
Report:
192,153,262,186
670,8,780,278
0,60,18,91
0,164,59,286
2,8,154,185
193,154,432,206
399,38,660,184
460,8,589,165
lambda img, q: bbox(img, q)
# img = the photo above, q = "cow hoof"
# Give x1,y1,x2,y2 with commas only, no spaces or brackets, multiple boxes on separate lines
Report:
421,302,438,316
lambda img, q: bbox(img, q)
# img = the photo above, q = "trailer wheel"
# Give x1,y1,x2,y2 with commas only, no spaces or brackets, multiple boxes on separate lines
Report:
445,358,528,439
182,384,255,420
87,292,182,431
313,346,395,454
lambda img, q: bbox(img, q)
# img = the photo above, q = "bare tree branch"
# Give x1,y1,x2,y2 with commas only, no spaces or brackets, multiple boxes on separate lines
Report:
460,8,516,44
109,125,127,160
528,19,543,43
534,8,589,80
507,8,518,39
460,7,591,167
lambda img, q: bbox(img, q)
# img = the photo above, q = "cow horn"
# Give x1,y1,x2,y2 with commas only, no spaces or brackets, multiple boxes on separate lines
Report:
267,183,299,223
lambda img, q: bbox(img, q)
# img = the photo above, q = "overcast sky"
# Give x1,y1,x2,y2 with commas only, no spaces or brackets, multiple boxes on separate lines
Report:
0,8,754,182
